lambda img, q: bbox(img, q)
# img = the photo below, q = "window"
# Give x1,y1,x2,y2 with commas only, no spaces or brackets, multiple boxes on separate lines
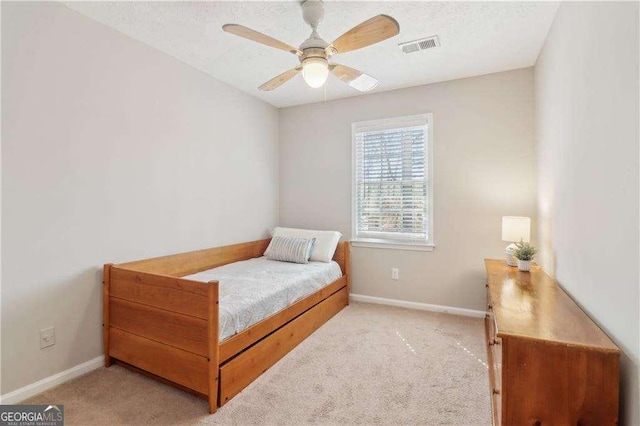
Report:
352,114,433,250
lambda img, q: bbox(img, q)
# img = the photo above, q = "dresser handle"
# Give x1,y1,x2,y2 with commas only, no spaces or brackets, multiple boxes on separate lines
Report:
487,304,493,310
492,388,500,395
492,338,501,345
489,340,495,346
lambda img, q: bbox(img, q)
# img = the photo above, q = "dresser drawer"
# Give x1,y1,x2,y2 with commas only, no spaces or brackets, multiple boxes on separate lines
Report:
490,333,502,404
487,312,502,391
484,309,502,426
491,389,502,426
485,281,492,314
486,281,503,425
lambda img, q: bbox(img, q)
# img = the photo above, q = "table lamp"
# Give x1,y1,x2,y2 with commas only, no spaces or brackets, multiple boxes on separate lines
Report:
502,216,531,266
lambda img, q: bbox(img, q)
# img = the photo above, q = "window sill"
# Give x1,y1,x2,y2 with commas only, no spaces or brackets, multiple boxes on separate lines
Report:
351,239,435,252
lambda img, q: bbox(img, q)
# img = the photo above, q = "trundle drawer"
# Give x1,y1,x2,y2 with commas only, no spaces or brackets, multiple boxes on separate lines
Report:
218,286,348,405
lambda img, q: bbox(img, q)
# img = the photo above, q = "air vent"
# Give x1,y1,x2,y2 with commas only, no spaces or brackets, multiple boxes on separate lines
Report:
398,36,440,54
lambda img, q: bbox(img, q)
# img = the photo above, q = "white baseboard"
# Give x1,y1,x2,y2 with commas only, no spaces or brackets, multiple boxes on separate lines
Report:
350,293,486,318
1,356,103,405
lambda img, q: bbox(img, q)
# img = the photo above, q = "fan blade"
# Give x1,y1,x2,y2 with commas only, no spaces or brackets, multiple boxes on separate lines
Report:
329,15,399,55
223,24,302,56
259,67,302,91
330,64,379,92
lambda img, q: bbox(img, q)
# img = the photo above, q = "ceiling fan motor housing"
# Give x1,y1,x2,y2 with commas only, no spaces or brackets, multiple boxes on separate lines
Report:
301,0,324,29
299,0,332,65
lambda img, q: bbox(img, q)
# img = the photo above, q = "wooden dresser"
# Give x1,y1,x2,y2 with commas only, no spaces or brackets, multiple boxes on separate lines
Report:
484,259,620,425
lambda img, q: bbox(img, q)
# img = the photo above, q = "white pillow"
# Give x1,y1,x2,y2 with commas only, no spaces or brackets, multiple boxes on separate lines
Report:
265,236,316,264
270,227,342,263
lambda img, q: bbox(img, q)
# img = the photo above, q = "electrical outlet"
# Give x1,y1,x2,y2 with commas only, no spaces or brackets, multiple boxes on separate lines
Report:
391,268,399,280
40,327,55,349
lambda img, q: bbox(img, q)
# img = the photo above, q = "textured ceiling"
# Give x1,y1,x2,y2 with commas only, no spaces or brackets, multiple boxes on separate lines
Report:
64,1,559,108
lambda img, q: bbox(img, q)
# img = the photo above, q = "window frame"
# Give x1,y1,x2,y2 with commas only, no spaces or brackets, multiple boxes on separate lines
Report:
351,113,434,252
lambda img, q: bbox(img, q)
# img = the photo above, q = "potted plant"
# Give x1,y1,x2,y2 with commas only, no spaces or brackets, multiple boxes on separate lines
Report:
513,240,537,272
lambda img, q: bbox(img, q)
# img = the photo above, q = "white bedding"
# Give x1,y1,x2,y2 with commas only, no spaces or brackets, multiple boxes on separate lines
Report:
184,257,343,341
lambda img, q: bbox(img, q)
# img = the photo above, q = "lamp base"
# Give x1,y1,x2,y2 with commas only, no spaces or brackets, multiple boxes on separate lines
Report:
505,243,518,267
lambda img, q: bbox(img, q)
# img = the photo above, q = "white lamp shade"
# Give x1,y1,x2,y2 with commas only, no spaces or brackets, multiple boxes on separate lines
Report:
302,57,329,88
502,216,531,243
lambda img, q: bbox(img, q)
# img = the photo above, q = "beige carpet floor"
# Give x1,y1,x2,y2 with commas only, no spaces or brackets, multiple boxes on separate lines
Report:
26,302,491,425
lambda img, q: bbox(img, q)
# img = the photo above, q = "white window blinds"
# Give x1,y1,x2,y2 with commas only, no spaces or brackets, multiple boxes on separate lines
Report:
353,115,431,244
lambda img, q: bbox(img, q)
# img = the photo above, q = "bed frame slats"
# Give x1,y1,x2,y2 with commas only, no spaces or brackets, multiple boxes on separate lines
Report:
110,267,209,296
110,297,208,356
118,239,271,277
110,268,210,320
109,327,209,394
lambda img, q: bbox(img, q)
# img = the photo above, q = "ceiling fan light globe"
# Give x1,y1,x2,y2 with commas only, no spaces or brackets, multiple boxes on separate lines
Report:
302,58,329,88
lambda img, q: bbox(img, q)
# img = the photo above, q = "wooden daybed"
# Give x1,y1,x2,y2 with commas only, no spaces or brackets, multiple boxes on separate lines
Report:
103,239,350,413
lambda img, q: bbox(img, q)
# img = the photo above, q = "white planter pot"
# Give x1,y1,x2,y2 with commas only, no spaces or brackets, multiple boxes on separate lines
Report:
517,260,532,272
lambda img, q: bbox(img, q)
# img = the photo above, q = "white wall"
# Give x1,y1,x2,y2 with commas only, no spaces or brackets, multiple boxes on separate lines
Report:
535,2,639,424
279,68,536,311
1,2,279,395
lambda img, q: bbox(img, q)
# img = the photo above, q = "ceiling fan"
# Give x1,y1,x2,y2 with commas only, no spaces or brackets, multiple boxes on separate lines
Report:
222,0,400,92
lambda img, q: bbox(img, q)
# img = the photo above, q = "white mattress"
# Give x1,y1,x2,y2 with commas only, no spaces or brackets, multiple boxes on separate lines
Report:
184,257,343,341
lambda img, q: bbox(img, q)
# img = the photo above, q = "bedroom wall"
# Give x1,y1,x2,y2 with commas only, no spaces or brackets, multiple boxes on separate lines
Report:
1,2,279,395
534,2,639,423
279,68,536,312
